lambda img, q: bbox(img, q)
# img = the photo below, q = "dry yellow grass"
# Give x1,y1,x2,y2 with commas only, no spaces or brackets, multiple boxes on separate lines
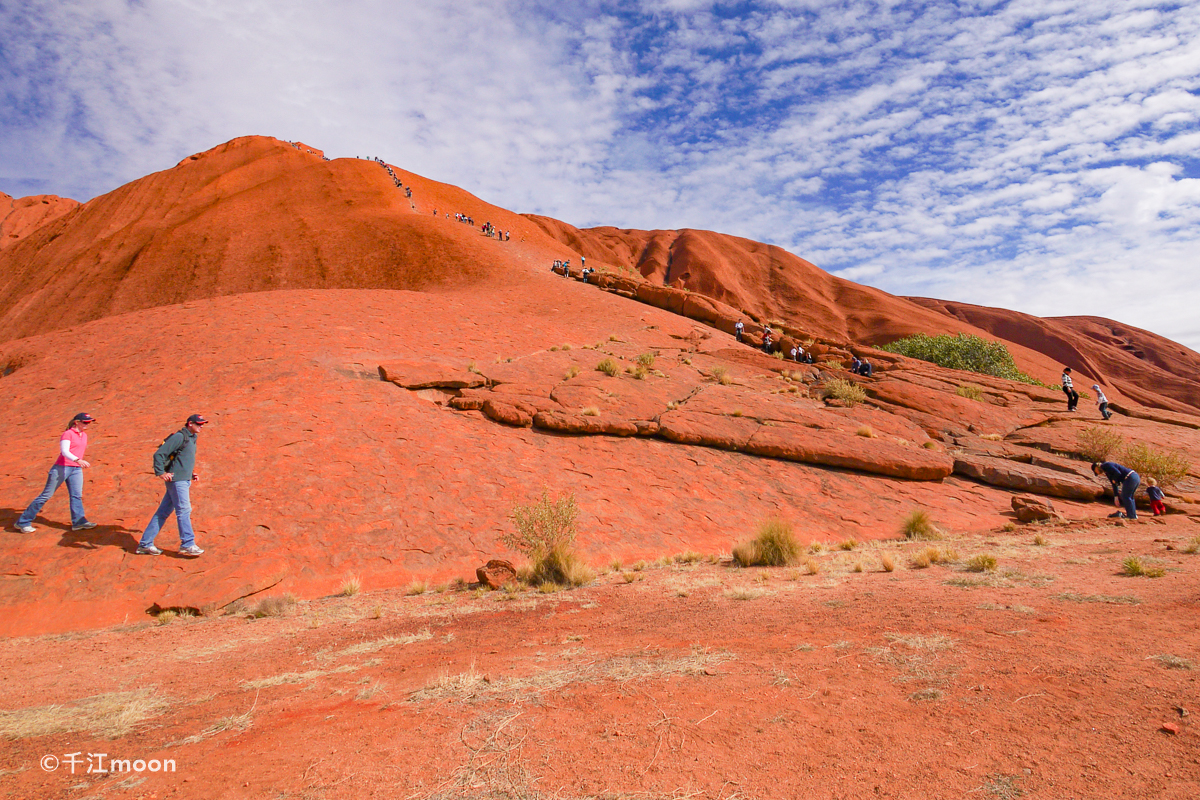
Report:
0,688,167,739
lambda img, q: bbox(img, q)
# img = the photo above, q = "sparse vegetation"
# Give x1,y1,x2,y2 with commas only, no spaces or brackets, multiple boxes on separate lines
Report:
1184,537,1200,554
711,365,731,384
504,489,594,587
1149,654,1195,670
881,554,896,572
249,594,296,618
839,538,858,551
956,384,984,401
966,554,998,573
1053,592,1140,605
805,558,820,575
880,332,1038,384
596,358,620,377
340,575,361,597
405,580,427,595
1033,533,1048,546
856,425,875,438
824,377,866,406
901,509,941,540
1077,425,1125,462
581,406,600,416
1121,555,1165,578
564,365,580,379
637,352,655,368
0,688,167,739
732,518,802,567
1119,442,1191,488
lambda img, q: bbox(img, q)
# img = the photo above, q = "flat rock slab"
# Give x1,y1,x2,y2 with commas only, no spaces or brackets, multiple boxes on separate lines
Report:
954,453,1103,500
380,360,486,389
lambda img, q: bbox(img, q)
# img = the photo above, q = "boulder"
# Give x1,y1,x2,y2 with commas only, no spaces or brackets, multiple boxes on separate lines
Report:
953,453,1103,500
482,398,535,427
1011,494,1062,523
476,559,518,590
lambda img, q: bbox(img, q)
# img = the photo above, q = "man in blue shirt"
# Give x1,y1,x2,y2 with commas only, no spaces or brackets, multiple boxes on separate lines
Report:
1092,461,1139,520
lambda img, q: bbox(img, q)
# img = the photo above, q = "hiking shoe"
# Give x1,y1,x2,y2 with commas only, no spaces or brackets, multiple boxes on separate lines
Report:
179,545,204,557
1109,511,1125,519
15,524,35,533
72,521,97,531
136,544,163,555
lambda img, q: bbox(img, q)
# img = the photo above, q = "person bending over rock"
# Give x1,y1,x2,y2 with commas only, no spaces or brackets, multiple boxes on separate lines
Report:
1092,460,1139,520
1091,384,1112,420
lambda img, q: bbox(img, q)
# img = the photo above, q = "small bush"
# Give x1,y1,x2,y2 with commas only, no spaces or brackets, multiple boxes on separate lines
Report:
674,551,703,563
596,358,620,377
901,509,941,540
966,554,997,573
805,558,820,575
630,364,649,380
1120,442,1191,488
910,550,932,569
824,378,866,407
1033,533,1047,546
881,554,896,572
1122,556,1164,578
880,333,1037,384
340,576,362,597
250,594,296,618
956,384,983,401
561,343,572,351
405,580,427,596
711,365,729,383
564,365,580,379
856,425,875,438
839,538,857,551
1077,426,1124,462
637,352,655,368
581,406,600,416
853,561,863,573
732,518,802,567
504,490,593,587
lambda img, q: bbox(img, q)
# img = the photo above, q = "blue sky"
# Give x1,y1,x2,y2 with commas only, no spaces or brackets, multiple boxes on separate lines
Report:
3,0,1199,348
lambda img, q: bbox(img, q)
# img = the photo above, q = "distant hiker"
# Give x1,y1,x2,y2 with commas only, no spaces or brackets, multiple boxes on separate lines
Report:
851,356,861,373
581,257,586,270
858,360,873,377
137,415,209,557
805,352,814,364
13,413,98,533
505,231,510,241
735,320,744,342
762,334,773,353
1092,460,1139,520
1092,384,1112,420
1061,368,1079,411
790,346,799,362
1146,478,1166,516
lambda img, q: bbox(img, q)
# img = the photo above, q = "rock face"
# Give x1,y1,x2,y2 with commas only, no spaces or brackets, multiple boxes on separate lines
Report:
1012,495,1062,523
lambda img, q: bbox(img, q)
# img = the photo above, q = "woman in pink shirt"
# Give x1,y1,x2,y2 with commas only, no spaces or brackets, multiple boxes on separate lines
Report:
14,413,97,533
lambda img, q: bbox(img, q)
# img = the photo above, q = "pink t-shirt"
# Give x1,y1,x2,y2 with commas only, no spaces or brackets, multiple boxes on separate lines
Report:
55,428,87,466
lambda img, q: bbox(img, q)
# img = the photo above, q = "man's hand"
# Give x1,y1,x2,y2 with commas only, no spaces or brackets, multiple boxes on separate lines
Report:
161,472,174,482
77,459,91,469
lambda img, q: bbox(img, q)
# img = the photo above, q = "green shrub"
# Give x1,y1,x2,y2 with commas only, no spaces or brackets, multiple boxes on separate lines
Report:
901,509,941,540
503,490,593,587
824,377,866,407
880,333,1038,384
1120,442,1191,488
733,518,801,567
595,358,619,377
1077,426,1124,462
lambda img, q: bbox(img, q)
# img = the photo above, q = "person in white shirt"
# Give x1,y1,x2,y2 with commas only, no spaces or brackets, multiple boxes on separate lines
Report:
1061,368,1079,411
14,413,98,533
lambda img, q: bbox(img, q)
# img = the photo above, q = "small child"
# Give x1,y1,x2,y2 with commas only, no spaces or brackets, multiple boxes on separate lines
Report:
1092,384,1112,420
1146,477,1166,516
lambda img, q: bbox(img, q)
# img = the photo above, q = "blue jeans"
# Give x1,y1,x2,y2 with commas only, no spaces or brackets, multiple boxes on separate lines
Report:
17,465,87,527
139,480,195,548
1119,471,1140,519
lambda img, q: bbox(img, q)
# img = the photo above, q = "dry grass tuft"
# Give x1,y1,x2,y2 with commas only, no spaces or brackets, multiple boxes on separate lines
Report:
637,352,655,368
881,554,896,572
405,580,427,596
726,587,769,601
901,509,942,540
249,594,296,618
580,406,600,416
824,377,866,406
732,518,801,567
1053,592,1140,605
564,365,580,379
1033,533,1048,546
595,357,620,377
340,575,362,597
856,425,875,438
966,554,998,573
839,538,858,551
805,558,820,575
0,688,167,739
978,433,1004,441
1184,536,1200,555
1121,556,1164,578
956,384,983,401
1149,654,1195,670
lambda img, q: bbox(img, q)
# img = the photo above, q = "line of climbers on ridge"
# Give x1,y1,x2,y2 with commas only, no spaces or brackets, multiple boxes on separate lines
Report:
286,141,329,160
373,157,413,198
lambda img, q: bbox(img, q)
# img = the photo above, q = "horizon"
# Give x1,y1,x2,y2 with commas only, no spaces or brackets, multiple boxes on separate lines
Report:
3,0,1198,349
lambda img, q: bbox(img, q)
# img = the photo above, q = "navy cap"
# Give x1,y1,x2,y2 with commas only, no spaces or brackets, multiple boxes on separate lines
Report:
186,414,208,425
72,412,96,423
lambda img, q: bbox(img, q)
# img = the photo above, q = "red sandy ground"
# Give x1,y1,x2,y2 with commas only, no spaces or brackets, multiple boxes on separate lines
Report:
1,514,1198,799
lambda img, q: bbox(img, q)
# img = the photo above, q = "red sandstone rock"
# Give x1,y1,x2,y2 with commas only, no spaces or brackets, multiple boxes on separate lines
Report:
745,424,953,480
476,559,518,589
954,454,1103,500
1012,495,1062,523
379,360,486,389
533,411,639,437
483,398,536,427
